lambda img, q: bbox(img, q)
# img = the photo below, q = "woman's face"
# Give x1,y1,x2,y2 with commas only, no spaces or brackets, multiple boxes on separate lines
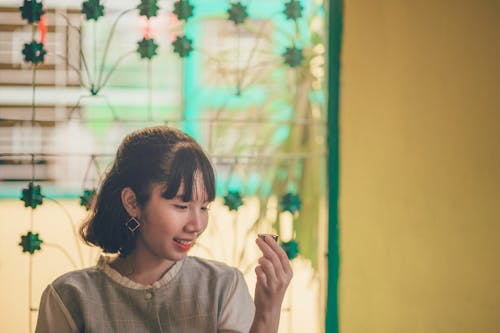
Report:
134,172,210,263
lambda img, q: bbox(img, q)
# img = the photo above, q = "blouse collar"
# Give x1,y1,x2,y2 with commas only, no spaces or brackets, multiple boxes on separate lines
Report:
97,255,184,289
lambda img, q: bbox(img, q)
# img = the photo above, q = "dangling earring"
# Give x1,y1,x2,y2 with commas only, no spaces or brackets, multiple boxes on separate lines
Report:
125,216,140,232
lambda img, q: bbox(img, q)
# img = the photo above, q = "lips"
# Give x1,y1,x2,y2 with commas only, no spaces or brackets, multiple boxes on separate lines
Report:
174,238,194,251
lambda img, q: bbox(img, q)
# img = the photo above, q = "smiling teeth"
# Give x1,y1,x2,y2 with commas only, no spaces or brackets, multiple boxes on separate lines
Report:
175,239,192,245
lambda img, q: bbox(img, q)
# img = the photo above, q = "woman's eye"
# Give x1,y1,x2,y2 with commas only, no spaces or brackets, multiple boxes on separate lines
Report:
201,206,209,211
174,204,188,209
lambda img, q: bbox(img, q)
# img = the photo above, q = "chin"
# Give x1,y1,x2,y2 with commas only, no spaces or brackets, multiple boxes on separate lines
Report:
163,250,188,261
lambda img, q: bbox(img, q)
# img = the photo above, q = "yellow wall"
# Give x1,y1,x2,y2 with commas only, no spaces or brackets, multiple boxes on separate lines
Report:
0,200,98,332
339,0,500,332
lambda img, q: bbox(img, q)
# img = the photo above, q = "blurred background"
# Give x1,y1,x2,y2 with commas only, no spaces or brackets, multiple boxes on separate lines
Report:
1,0,500,333
1,0,327,332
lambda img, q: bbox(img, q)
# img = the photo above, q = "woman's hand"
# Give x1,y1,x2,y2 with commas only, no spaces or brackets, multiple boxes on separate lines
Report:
250,235,293,333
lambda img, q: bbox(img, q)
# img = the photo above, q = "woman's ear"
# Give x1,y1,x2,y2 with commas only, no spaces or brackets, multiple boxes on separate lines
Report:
121,187,139,217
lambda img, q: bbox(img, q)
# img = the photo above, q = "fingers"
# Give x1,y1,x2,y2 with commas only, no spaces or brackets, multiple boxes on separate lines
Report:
255,236,293,289
265,236,293,276
256,236,293,276
256,237,284,278
254,265,268,289
258,256,278,282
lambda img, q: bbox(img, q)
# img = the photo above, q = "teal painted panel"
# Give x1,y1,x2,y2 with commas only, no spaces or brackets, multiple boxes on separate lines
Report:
326,0,342,332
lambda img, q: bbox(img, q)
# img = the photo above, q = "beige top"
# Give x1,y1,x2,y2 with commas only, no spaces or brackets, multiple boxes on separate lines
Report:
35,256,255,333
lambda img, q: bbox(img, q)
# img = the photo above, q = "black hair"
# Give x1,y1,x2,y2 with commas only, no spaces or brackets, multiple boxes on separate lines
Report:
79,126,215,256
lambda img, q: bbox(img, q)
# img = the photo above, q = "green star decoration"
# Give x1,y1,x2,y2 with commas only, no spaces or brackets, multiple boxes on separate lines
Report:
20,182,43,209
227,2,248,25
223,190,244,211
81,0,104,21
22,41,47,64
79,188,96,210
137,0,159,19
279,192,301,214
284,0,303,20
280,240,299,260
19,0,45,24
19,232,43,254
137,37,159,59
172,35,193,58
283,46,304,68
173,0,194,21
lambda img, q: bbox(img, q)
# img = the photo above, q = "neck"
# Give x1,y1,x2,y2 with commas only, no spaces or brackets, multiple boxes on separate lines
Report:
111,252,176,285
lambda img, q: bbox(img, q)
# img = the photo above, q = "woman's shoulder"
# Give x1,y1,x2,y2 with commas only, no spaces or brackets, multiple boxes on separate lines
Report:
179,257,250,301
183,256,243,280
49,266,102,293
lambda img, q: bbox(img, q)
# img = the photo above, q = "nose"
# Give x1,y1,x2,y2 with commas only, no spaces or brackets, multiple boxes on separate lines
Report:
184,208,206,235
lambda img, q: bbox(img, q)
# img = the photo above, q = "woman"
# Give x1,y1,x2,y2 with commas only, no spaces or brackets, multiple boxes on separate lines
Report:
35,126,292,333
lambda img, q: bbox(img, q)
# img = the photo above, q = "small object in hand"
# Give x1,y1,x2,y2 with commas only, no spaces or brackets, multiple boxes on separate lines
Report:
258,233,278,242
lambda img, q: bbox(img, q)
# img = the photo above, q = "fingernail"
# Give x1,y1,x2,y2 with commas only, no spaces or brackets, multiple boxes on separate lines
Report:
258,233,278,242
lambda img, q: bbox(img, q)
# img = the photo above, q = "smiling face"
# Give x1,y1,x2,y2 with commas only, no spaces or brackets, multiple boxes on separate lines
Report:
133,172,210,264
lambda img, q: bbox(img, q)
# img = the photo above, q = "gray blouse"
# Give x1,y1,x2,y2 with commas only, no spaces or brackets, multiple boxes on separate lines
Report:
35,256,255,333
